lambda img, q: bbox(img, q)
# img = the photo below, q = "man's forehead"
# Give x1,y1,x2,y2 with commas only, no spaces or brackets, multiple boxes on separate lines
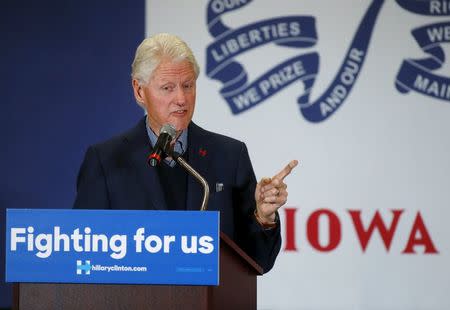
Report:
152,60,196,82
155,59,194,74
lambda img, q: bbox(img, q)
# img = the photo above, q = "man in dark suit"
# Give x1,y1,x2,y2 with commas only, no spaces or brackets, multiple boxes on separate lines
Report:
73,33,297,272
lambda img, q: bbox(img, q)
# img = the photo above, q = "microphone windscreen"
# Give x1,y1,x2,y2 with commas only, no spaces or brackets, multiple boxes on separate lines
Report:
160,124,176,139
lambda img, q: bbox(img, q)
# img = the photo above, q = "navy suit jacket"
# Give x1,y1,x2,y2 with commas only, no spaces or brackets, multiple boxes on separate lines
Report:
73,117,281,272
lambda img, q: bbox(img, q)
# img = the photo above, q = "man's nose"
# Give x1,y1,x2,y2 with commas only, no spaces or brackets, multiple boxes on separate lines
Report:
175,87,186,105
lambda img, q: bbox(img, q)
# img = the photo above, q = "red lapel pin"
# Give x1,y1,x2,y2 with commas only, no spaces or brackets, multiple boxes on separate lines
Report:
199,148,207,157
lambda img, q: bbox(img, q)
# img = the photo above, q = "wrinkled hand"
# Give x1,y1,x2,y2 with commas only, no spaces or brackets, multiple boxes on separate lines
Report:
255,160,298,224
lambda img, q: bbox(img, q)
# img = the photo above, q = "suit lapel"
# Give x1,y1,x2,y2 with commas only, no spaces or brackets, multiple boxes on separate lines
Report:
186,122,212,211
125,117,168,210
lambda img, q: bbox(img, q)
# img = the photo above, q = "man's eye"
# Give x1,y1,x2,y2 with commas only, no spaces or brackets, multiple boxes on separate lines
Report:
162,86,173,91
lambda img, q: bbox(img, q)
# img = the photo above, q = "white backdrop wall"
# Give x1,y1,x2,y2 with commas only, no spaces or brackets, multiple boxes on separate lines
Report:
147,1,450,309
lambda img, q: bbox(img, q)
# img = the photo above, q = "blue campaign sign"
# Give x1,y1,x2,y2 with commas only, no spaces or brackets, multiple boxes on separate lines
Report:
5,209,219,285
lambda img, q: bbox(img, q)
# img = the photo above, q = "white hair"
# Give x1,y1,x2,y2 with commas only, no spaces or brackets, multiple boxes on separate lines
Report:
131,33,200,86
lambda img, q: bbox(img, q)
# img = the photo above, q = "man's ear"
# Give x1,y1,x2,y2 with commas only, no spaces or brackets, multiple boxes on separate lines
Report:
132,79,145,105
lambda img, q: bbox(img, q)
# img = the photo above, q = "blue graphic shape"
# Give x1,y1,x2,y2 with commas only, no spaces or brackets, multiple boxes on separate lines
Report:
298,0,385,122
207,0,253,36
395,22,450,102
222,53,319,114
396,0,450,16
6,209,219,285
77,260,91,275
206,16,317,79
206,0,318,115
77,262,91,272
205,0,385,123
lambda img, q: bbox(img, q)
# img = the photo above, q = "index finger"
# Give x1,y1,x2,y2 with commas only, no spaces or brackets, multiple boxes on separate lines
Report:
273,160,299,181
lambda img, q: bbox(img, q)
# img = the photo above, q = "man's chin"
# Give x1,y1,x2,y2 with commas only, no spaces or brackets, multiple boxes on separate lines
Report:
170,119,191,132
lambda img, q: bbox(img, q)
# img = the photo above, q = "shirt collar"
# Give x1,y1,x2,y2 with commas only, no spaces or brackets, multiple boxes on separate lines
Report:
145,117,188,167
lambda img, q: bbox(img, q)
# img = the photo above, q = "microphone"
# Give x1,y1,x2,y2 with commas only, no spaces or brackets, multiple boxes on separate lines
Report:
148,124,177,167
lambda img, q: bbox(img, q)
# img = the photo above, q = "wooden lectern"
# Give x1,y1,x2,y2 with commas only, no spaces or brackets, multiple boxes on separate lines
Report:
12,232,263,310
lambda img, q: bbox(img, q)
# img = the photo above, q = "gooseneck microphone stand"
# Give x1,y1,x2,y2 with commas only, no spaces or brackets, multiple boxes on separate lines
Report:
170,151,210,211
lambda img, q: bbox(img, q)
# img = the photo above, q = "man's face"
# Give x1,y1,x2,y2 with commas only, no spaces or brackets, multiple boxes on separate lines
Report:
133,59,196,135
